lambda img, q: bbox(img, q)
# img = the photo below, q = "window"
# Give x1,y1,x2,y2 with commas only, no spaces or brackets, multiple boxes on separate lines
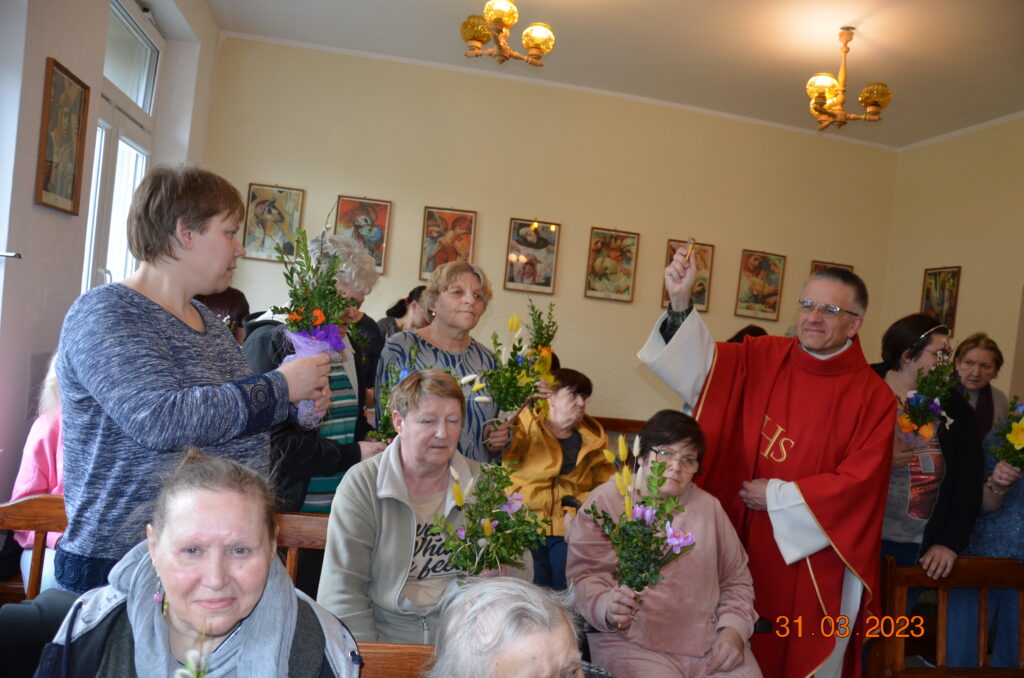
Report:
81,0,163,292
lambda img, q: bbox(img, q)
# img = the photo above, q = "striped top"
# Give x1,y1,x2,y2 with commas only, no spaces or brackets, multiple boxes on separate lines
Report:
376,330,498,462
302,362,359,513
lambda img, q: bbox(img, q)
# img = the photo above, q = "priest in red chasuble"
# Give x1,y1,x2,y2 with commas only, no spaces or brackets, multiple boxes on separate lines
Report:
639,250,895,678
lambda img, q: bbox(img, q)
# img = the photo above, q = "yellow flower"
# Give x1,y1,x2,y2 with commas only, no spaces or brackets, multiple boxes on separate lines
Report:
1008,419,1024,450
614,473,627,496
603,449,616,464
482,518,494,536
618,435,629,463
916,422,935,442
508,312,521,333
623,495,633,517
535,348,552,376
452,482,464,507
897,413,918,434
472,381,486,392
621,465,633,489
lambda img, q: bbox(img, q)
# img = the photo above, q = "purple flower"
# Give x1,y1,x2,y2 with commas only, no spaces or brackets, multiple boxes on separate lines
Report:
928,399,942,416
456,526,466,540
501,492,524,514
299,324,346,352
398,367,411,382
632,503,655,525
1015,402,1024,416
665,521,696,554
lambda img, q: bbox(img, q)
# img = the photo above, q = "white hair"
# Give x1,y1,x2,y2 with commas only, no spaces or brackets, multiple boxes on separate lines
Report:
318,234,380,295
425,577,580,678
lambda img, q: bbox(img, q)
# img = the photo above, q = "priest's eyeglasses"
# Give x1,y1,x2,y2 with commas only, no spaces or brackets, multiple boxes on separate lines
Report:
650,448,700,470
796,299,860,318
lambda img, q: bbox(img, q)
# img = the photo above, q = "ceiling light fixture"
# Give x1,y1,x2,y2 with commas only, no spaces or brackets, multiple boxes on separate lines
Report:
806,27,892,131
460,1,554,67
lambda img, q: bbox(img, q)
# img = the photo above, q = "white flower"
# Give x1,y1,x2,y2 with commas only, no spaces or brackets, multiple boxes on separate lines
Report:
474,396,493,404
460,374,479,385
449,465,461,482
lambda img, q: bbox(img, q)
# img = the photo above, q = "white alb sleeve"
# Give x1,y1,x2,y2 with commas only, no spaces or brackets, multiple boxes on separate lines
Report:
636,311,714,415
765,479,830,563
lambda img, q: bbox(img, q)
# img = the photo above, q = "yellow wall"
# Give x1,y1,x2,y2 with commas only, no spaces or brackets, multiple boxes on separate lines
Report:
209,37,905,420
885,118,1024,397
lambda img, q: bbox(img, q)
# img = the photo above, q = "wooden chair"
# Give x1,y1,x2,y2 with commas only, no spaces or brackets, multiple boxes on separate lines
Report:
275,511,329,583
358,641,434,678
0,494,66,601
876,555,1024,678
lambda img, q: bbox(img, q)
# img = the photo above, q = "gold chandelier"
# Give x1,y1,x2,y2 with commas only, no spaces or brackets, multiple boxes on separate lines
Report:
806,27,892,131
460,1,554,67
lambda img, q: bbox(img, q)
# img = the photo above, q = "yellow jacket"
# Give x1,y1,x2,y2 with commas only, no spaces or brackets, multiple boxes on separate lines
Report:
504,406,612,537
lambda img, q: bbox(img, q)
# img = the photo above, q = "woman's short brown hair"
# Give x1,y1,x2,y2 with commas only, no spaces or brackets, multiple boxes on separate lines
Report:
150,448,277,542
391,369,466,420
954,332,1004,372
421,261,493,317
127,165,244,263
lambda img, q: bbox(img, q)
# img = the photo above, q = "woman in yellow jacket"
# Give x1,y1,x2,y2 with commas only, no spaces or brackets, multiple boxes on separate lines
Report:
505,368,613,589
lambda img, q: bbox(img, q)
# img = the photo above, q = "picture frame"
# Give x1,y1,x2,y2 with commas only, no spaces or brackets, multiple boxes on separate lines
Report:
584,227,639,303
335,195,392,273
662,239,714,311
34,57,90,215
419,207,476,280
920,266,961,334
503,218,560,295
810,260,854,275
735,249,786,320
242,183,305,262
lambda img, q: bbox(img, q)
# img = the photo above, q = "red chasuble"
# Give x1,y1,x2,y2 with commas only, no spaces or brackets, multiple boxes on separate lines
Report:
693,335,895,678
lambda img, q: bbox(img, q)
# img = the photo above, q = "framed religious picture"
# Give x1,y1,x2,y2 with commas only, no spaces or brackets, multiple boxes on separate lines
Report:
34,58,91,215
810,260,854,276
504,218,560,294
662,239,714,311
584,227,639,303
335,195,391,273
242,184,305,262
920,266,961,334
734,249,786,320
419,207,476,280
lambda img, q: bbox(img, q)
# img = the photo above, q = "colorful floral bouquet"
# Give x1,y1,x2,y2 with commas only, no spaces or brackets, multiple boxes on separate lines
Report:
896,363,957,444
430,462,548,575
584,436,695,591
271,229,356,428
991,398,1024,468
368,342,421,442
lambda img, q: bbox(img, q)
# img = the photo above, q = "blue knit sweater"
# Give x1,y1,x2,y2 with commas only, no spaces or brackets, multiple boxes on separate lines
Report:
55,284,289,569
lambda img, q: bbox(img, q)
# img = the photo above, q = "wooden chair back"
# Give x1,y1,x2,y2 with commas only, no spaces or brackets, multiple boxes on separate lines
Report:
358,641,434,678
275,512,329,583
879,555,1024,677
0,494,67,600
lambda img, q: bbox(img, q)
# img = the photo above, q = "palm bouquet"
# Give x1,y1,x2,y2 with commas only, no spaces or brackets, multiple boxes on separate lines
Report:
270,229,356,428
584,436,696,591
896,363,956,444
991,398,1024,468
431,463,548,575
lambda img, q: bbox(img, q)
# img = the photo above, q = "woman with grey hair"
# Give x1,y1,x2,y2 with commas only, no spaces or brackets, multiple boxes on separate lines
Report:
375,261,508,462
427,577,614,678
243,233,386,518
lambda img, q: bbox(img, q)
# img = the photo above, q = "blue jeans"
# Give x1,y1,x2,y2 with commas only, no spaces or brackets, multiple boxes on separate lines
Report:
530,537,568,589
947,587,1019,667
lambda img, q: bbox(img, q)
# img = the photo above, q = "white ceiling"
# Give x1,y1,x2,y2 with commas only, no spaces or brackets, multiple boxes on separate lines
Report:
201,0,1024,149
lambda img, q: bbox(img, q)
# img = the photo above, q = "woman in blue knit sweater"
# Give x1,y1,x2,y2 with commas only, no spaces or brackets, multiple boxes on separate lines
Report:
54,165,330,593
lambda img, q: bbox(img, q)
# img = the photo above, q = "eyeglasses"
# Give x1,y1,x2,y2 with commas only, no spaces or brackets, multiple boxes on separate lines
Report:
797,298,860,318
922,346,952,363
650,448,700,470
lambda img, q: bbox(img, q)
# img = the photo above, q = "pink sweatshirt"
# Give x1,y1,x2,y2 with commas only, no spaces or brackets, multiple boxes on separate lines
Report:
10,409,64,549
567,480,757,658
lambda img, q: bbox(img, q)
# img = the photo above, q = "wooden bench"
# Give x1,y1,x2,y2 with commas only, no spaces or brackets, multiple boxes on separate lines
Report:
0,494,66,602
873,555,1024,677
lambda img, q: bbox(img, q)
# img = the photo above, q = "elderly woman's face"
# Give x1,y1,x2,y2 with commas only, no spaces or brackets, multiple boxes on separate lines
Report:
492,617,583,678
394,395,463,469
548,387,586,430
431,272,486,332
956,347,999,392
147,489,275,643
641,440,700,497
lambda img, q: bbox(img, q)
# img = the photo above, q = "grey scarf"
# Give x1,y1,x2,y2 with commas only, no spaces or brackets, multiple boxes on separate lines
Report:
109,541,297,677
